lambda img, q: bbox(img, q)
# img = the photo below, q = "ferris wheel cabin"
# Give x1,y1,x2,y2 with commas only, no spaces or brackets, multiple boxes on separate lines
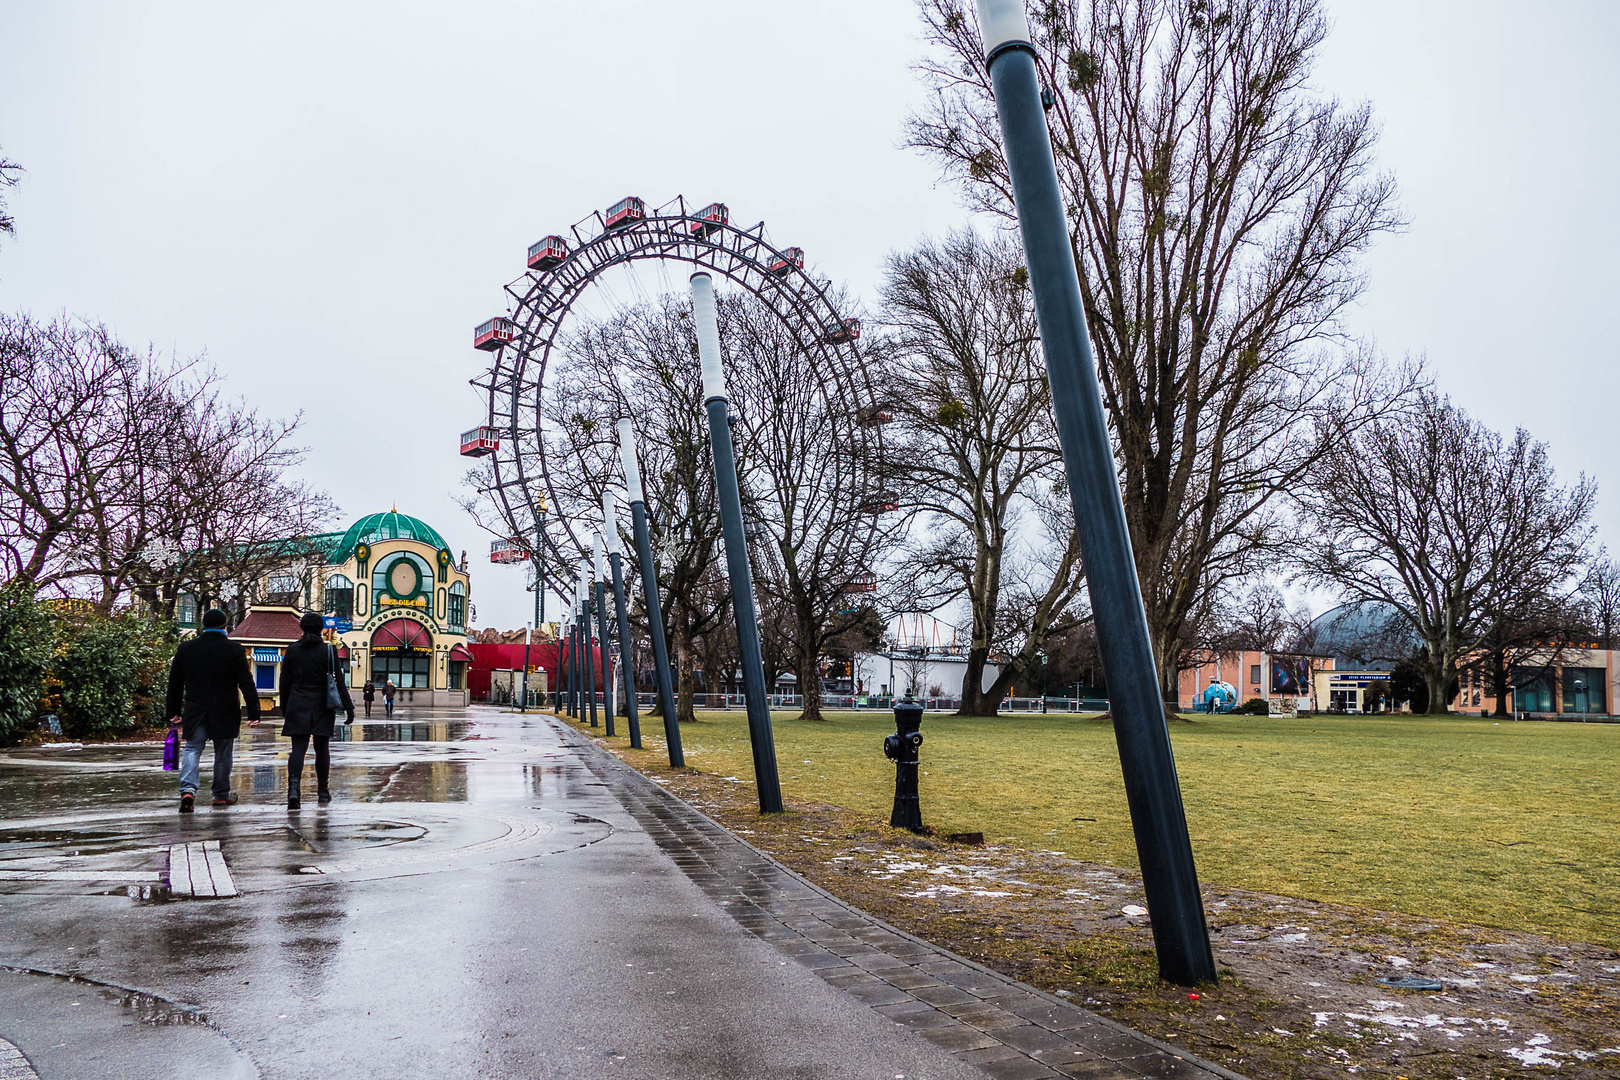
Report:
857,403,894,427
690,202,729,238
489,538,529,564
527,235,569,271
767,247,804,276
459,426,500,457
473,317,515,352
858,491,900,514
604,196,646,231
825,318,861,344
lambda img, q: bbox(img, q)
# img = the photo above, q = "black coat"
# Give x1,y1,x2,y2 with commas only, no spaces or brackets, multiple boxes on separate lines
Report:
279,633,355,737
164,630,260,741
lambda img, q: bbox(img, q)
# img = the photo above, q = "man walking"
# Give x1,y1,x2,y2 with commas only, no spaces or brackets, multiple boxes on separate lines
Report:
165,607,260,813
382,679,396,718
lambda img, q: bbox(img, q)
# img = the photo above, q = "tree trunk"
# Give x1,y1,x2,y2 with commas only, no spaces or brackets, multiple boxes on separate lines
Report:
796,634,825,723
674,632,696,725
957,644,999,716
1423,669,1451,715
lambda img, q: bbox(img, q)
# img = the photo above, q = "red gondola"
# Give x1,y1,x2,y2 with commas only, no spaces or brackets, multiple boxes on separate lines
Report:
766,246,804,276
460,426,500,457
473,317,515,352
856,404,894,427
489,538,529,564
843,572,879,593
690,202,729,238
825,318,861,344
857,491,899,514
604,196,645,231
527,235,569,271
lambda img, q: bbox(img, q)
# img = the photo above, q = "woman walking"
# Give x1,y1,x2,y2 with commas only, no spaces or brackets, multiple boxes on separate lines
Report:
280,612,355,809
362,678,376,717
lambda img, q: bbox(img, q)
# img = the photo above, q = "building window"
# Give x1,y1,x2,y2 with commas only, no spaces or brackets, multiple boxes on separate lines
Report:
1513,667,1555,713
266,571,299,604
324,574,354,621
372,654,431,689
1563,666,1606,714
176,594,198,628
373,553,433,610
449,660,465,690
255,664,277,690
448,582,467,633
436,587,445,619
1250,664,1261,687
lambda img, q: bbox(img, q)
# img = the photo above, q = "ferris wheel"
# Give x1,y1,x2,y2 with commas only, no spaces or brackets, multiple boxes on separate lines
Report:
461,194,895,597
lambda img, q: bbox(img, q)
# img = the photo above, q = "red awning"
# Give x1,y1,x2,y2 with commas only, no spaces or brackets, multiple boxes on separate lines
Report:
336,644,351,660
448,643,472,661
373,619,431,650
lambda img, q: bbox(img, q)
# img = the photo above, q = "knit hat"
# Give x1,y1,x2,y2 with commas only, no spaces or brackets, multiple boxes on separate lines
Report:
202,608,228,629
299,612,324,633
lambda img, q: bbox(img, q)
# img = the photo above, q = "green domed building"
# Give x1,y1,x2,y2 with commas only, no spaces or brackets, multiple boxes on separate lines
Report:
228,509,473,711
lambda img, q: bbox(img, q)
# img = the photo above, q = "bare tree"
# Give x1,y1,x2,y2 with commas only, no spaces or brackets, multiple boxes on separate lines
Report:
0,312,335,616
907,0,1419,689
881,229,1088,715
725,293,902,721
1576,554,1620,649
0,150,20,239
1297,394,1595,713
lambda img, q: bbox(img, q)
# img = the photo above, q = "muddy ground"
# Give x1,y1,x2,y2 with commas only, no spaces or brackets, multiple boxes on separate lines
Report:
611,748,1619,1080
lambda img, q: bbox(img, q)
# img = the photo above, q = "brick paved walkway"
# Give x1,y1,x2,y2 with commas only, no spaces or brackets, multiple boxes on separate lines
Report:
560,722,1246,1080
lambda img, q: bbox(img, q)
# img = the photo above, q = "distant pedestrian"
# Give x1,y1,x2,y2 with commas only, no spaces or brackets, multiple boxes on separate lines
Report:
383,679,396,718
165,608,260,813
279,613,355,810
362,679,376,717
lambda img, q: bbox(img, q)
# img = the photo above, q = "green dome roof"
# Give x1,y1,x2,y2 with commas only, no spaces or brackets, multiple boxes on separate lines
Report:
330,511,449,563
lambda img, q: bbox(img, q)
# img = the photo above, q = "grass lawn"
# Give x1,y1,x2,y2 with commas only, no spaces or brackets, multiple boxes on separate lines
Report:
604,708,1619,948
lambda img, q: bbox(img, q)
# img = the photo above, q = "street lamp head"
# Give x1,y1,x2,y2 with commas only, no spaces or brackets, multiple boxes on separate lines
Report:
617,418,644,504
593,532,606,578
975,0,1032,61
601,490,622,556
689,271,727,403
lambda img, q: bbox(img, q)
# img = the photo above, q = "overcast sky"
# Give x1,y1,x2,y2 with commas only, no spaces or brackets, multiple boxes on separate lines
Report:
3,1,1616,631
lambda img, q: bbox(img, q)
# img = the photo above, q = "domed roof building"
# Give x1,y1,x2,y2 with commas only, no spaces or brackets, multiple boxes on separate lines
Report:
224,509,473,712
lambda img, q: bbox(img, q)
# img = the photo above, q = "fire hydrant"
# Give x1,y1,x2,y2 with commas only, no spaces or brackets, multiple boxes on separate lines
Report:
884,692,925,831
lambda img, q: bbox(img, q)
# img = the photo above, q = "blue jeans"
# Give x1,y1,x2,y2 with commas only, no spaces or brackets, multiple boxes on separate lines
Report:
179,729,234,800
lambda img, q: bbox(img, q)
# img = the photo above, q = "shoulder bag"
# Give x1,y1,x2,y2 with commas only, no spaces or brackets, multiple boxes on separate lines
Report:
325,643,344,710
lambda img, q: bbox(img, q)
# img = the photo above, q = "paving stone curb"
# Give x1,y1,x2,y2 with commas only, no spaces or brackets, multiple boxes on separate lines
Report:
551,718,1250,1080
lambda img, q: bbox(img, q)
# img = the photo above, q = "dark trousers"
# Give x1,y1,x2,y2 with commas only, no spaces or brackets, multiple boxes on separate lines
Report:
287,734,330,796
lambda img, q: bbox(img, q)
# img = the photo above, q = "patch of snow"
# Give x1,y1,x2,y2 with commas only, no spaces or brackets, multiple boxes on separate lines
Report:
1386,956,1410,967
1509,974,1539,983
1277,933,1307,943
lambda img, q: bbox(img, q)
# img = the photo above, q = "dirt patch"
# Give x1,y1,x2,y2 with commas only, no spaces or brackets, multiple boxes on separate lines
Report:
616,747,1620,1080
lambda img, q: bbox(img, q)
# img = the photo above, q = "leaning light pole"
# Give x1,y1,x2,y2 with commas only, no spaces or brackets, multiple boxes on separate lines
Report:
618,419,684,767
578,569,598,729
603,490,644,750
974,0,1216,985
690,271,783,813
593,532,616,738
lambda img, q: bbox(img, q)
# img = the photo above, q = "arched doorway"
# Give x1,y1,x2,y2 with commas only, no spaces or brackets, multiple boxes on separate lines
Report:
371,618,432,689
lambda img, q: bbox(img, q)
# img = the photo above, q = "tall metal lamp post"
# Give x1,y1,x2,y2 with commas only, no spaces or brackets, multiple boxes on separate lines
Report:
618,419,684,767
690,271,783,813
974,0,1215,985
603,490,644,749
593,533,616,738
578,569,598,729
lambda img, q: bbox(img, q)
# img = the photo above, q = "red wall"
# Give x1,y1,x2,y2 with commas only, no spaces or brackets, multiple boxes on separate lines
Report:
466,640,608,701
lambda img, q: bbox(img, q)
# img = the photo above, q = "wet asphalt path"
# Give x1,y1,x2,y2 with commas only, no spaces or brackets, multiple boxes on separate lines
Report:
0,706,987,1080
